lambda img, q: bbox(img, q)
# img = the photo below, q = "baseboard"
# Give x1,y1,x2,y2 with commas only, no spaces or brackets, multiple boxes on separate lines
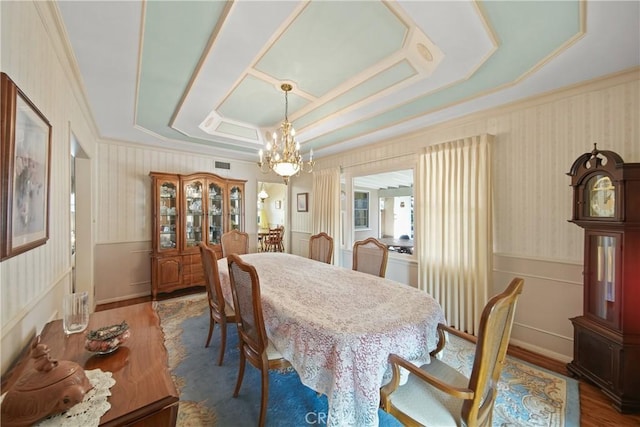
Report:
510,337,572,364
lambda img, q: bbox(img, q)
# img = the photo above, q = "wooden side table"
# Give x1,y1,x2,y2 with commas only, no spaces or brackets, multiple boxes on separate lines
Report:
1,303,179,426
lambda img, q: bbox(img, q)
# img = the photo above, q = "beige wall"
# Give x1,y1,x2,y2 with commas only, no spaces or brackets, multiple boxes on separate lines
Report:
0,1,98,372
317,69,640,360
2,0,639,373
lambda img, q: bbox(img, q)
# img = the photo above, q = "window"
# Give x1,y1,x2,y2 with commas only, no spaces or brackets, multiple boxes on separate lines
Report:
354,191,369,229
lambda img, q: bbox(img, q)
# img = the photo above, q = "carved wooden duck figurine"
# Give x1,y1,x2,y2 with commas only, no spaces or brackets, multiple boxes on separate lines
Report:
1,336,92,426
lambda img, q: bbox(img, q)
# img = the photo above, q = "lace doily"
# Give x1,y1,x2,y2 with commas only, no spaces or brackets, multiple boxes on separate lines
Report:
36,369,115,427
0,369,115,427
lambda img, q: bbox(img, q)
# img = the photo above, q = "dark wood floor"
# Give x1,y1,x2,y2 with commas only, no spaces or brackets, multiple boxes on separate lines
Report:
97,294,640,426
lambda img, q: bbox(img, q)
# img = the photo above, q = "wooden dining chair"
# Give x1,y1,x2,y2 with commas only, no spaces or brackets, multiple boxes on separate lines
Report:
380,277,525,427
264,226,284,252
352,237,388,277
227,254,291,427
221,229,249,258
309,232,333,264
198,242,237,365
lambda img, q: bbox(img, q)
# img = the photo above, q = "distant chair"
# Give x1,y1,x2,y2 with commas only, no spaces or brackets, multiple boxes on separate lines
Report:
226,254,291,427
221,229,249,258
309,232,334,264
198,243,237,365
264,226,284,252
352,237,388,277
381,277,525,427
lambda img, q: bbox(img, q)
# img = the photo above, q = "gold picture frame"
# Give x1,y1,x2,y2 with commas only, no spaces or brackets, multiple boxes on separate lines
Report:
1,73,52,260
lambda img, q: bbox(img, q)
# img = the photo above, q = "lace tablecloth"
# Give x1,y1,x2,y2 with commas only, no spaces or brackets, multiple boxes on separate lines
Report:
1,369,115,427
218,253,446,427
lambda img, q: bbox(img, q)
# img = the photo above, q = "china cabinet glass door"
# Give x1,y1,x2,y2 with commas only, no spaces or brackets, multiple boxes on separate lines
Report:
184,180,204,248
229,185,244,231
208,181,224,244
158,181,177,251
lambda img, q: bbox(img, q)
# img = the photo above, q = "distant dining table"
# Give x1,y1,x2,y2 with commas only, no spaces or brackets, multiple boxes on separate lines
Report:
378,237,414,254
217,252,446,427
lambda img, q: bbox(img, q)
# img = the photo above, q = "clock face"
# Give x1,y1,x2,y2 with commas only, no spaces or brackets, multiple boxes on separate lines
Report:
588,175,615,218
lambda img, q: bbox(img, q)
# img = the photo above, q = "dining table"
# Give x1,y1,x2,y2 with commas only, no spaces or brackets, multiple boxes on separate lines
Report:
217,252,446,427
378,237,414,254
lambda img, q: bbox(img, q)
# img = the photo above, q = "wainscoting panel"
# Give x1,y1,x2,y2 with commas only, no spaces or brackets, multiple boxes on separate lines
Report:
94,242,152,304
493,253,583,361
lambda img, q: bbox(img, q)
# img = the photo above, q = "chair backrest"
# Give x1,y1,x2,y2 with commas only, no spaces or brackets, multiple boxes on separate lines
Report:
221,229,249,258
265,227,283,252
227,254,268,356
309,232,333,264
198,242,226,313
463,277,524,425
352,237,388,277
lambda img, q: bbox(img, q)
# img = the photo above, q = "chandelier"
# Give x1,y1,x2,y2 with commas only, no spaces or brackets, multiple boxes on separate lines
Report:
258,83,314,184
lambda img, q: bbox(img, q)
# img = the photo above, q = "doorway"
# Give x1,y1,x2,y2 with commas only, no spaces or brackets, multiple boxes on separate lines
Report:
256,181,287,251
70,132,92,305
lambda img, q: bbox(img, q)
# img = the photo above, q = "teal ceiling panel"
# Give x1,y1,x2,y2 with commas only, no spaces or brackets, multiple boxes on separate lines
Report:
219,75,310,128
295,60,417,129
306,0,581,150
255,1,407,97
137,1,227,143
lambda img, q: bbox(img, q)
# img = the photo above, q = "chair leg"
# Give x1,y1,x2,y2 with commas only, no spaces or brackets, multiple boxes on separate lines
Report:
217,321,227,366
258,365,269,427
205,315,215,348
233,350,246,398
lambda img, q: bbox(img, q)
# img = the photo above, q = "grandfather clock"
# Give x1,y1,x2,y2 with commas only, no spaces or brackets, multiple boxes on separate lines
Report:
567,144,640,413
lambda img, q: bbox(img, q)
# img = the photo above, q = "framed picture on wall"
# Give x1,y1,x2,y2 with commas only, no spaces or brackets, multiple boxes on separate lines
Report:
297,193,308,212
1,73,52,260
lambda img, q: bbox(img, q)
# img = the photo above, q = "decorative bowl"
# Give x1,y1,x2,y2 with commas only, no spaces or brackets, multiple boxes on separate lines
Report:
84,321,130,355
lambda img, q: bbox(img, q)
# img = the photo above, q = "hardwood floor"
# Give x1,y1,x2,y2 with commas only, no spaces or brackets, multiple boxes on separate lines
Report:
97,295,640,426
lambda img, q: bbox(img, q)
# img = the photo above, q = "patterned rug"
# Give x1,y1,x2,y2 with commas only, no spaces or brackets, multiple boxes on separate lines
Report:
155,293,579,426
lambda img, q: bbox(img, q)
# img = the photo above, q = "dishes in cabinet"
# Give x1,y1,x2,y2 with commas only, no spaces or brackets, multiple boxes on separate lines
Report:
160,235,175,248
160,186,176,197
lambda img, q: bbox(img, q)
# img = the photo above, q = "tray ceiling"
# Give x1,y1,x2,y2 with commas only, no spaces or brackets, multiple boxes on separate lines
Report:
57,0,640,162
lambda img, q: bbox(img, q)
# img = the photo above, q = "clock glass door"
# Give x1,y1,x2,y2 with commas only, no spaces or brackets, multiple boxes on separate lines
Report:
586,174,615,218
586,231,621,328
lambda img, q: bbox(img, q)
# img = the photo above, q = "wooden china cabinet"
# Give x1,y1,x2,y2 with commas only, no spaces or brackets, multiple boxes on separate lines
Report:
149,172,246,299
566,145,640,413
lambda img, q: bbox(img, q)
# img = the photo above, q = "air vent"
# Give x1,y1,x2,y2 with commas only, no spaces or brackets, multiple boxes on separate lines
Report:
215,161,231,170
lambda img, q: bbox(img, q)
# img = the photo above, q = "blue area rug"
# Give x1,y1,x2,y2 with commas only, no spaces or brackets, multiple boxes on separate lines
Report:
156,293,579,426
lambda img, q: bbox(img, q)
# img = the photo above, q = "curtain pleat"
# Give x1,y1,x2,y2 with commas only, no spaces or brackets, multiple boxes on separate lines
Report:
311,168,341,265
417,134,493,335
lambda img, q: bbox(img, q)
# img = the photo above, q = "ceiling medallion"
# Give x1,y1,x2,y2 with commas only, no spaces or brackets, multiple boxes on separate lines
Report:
257,83,314,184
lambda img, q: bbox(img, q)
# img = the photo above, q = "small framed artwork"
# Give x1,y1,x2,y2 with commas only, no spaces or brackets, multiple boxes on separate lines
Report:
275,200,282,209
297,192,308,212
1,73,52,260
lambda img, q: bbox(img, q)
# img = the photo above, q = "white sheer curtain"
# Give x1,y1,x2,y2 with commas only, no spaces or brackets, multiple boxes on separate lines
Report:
416,134,493,335
311,168,341,264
